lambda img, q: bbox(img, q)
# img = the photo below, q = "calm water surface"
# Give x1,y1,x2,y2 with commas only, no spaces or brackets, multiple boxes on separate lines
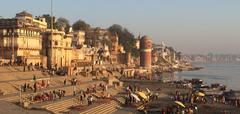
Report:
175,63,240,90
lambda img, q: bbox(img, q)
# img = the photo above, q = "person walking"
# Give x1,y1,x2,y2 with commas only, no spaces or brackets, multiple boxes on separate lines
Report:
73,86,76,96
23,83,27,92
64,79,67,86
46,80,50,87
33,82,37,93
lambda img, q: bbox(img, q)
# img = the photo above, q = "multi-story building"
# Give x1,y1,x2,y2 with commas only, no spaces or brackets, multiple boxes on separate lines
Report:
110,34,126,64
0,11,47,64
72,31,85,48
42,30,73,69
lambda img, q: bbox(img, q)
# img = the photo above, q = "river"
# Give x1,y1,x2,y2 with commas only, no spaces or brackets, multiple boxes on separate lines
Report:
175,63,240,90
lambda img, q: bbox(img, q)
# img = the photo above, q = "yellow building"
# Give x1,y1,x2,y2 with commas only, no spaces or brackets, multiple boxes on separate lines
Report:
42,30,73,69
72,31,85,48
110,34,126,64
0,11,47,64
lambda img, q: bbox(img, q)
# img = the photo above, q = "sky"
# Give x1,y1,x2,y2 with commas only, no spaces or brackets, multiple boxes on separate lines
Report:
0,0,240,54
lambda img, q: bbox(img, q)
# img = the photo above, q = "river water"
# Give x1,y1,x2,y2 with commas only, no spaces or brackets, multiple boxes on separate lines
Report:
175,63,240,90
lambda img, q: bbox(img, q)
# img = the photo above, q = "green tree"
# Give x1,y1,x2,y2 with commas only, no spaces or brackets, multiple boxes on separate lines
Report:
108,24,123,34
108,24,139,57
72,19,91,32
54,17,70,33
42,14,55,29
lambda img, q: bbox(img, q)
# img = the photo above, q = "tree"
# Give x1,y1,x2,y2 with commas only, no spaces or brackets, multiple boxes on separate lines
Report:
168,46,175,53
176,51,182,60
72,19,91,32
42,14,55,29
54,17,70,33
108,24,123,34
108,24,139,57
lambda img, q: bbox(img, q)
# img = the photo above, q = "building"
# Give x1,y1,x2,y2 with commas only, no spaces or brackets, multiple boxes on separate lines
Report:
110,34,126,64
72,31,85,48
42,29,73,69
140,36,152,69
0,11,47,64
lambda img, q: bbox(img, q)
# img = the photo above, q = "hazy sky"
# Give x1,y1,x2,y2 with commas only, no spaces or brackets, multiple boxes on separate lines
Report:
1,0,240,54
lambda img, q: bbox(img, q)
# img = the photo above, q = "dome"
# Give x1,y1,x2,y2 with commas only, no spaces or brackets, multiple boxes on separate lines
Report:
16,11,33,18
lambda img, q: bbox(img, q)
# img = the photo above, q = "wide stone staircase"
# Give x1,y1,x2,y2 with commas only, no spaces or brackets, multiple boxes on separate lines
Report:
40,87,125,114
42,97,79,114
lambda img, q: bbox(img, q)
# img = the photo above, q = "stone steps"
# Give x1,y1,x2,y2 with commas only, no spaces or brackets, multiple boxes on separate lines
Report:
80,100,118,114
42,98,78,114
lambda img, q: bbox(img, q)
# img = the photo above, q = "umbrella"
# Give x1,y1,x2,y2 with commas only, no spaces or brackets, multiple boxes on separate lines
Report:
196,92,205,97
175,101,185,108
131,93,141,102
146,88,151,93
137,92,148,100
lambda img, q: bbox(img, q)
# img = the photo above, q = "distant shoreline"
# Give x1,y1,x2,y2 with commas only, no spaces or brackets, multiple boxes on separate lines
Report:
191,61,240,64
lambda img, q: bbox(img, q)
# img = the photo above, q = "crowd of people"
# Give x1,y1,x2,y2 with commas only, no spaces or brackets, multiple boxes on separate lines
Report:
21,79,50,93
122,85,200,114
124,85,156,106
23,89,66,103
19,74,113,107
157,104,198,114
171,89,240,107
74,83,111,106
125,94,139,106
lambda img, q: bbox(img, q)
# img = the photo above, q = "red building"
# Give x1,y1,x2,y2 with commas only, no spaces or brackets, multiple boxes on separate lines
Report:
140,36,152,69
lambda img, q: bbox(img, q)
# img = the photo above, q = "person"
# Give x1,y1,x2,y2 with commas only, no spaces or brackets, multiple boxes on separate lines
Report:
88,95,93,106
49,91,53,101
194,105,198,113
28,64,31,71
73,86,76,96
46,80,50,87
181,109,185,114
126,86,130,93
222,96,226,104
79,94,83,101
23,83,27,92
27,83,32,90
83,91,86,98
105,84,108,91
33,75,37,81
33,82,37,92
93,87,97,93
107,93,111,98
64,79,67,85
20,85,24,92
74,78,77,85
125,96,129,105
53,90,56,100
42,80,45,88
58,90,62,99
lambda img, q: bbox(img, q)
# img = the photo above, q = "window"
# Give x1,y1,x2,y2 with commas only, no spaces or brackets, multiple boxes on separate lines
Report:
3,29,7,35
55,41,58,46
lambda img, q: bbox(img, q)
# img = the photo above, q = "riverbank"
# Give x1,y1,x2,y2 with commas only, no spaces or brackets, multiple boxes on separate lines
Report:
176,62,240,90
118,80,240,114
